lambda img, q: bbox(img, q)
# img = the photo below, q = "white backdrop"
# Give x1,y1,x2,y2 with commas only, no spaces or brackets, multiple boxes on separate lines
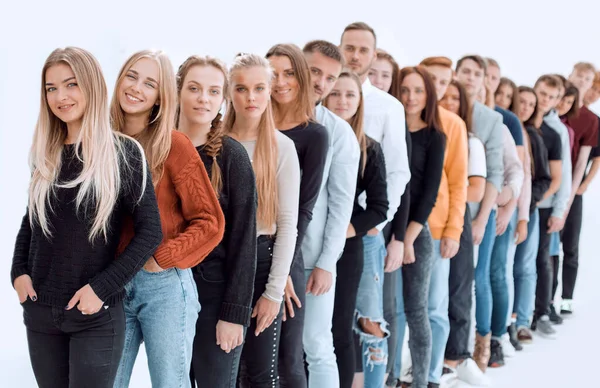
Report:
1,1,600,386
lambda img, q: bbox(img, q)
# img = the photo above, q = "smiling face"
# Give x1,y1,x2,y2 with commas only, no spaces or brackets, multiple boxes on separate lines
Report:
423,65,453,102
440,83,461,115
517,91,537,123
179,64,225,128
230,66,271,121
45,62,87,131
495,83,513,110
326,76,361,121
268,55,299,106
117,57,160,117
400,73,427,117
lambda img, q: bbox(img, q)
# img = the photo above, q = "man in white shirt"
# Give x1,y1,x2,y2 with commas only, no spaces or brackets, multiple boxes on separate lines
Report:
340,21,411,388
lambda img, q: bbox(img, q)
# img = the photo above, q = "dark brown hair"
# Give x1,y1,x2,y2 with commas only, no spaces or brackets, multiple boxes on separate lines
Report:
562,81,580,120
516,86,541,129
456,55,488,75
398,66,442,133
534,74,562,89
266,43,315,125
303,40,345,66
496,77,519,111
341,22,377,47
445,80,473,134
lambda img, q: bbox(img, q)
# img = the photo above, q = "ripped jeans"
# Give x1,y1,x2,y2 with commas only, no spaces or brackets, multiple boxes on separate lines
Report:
355,232,390,388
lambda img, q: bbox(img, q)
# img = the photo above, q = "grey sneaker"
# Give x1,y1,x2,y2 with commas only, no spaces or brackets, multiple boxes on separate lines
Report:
535,315,557,339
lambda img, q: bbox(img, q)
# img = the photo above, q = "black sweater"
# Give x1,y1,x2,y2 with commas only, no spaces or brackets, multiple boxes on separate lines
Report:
280,121,329,264
526,127,552,213
351,137,389,237
390,124,412,243
409,127,446,225
196,136,258,326
11,138,163,307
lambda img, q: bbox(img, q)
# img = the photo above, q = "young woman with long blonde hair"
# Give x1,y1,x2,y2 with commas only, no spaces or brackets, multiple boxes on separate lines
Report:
11,47,163,388
225,53,300,387
110,50,225,388
176,55,258,388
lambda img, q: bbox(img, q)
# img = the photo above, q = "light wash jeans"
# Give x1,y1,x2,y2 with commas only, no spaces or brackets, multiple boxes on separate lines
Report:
474,210,497,336
114,267,200,388
427,239,450,384
513,209,540,328
303,268,339,388
356,232,389,388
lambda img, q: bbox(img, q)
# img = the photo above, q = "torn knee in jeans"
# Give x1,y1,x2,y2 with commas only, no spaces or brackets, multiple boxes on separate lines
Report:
363,345,388,371
358,318,386,338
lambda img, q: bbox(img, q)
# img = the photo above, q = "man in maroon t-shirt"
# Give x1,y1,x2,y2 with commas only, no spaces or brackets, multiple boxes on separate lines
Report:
558,64,599,316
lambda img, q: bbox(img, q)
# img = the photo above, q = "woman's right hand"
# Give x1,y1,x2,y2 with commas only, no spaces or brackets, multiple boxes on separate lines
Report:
14,274,37,304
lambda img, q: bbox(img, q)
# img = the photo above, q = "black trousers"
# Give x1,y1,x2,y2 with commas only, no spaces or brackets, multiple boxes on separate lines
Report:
332,237,364,388
239,236,284,388
191,259,246,388
560,194,583,300
535,208,553,318
445,208,474,361
23,299,125,388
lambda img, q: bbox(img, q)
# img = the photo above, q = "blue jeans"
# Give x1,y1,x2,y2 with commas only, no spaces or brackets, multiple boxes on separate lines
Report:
549,231,560,256
114,267,200,388
513,209,540,328
490,212,517,337
474,210,497,336
427,240,450,384
303,269,338,388
356,232,389,388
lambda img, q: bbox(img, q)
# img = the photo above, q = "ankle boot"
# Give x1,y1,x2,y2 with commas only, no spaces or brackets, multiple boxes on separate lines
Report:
472,333,491,372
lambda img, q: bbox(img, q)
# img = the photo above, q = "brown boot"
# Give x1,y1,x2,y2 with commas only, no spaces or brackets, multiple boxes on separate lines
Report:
472,333,491,372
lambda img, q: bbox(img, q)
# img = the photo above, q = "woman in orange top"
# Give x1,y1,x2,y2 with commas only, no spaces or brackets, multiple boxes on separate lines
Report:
110,50,225,388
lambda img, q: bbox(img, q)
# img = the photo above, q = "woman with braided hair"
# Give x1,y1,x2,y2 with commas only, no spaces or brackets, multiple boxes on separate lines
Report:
177,55,258,388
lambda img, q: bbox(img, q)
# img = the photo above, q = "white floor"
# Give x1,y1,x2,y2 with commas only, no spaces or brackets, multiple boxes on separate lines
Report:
3,185,599,388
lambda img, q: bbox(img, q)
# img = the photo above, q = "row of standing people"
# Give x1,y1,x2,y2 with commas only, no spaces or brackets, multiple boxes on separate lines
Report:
11,20,599,388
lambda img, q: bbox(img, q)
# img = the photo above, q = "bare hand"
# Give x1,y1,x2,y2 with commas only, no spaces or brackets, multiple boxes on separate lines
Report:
547,216,565,234
216,320,244,353
14,274,37,304
251,296,280,336
403,243,416,265
472,217,487,245
384,239,404,272
367,228,379,236
66,284,104,315
515,220,528,244
440,238,460,259
346,224,356,238
497,187,514,207
282,276,302,322
306,267,333,296
495,207,513,236
143,256,164,272
576,183,589,196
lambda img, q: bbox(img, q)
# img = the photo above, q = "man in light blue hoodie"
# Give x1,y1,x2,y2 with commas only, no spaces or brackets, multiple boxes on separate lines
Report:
276,40,359,388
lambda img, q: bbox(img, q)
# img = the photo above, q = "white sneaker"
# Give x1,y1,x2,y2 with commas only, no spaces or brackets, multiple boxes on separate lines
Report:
456,358,491,387
501,333,515,358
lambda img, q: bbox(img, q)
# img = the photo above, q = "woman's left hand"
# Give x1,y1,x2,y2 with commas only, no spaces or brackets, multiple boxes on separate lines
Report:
65,284,104,315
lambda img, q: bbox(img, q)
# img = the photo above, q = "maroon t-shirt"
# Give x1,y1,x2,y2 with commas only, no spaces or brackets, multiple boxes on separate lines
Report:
566,105,599,169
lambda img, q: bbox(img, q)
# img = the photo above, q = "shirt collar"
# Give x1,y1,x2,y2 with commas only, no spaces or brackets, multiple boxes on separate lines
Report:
362,77,375,97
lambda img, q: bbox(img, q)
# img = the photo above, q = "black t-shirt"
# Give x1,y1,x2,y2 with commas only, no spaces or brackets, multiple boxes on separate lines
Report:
526,127,552,212
540,122,562,161
408,127,446,225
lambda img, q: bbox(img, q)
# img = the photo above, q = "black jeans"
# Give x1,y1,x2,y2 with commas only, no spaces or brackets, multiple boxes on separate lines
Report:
23,299,125,388
560,194,583,300
535,208,553,318
239,236,283,388
277,251,307,388
445,208,474,361
191,260,246,388
332,237,364,388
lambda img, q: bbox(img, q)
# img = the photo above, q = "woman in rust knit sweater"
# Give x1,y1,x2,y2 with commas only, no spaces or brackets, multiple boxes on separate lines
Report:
110,50,225,388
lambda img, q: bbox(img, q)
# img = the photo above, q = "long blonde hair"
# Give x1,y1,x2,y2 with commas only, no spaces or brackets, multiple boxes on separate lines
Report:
111,50,176,185
29,47,145,242
176,55,228,197
224,53,278,228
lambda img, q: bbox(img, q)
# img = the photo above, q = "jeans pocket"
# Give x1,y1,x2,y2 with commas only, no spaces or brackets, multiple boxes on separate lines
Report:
198,261,226,284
